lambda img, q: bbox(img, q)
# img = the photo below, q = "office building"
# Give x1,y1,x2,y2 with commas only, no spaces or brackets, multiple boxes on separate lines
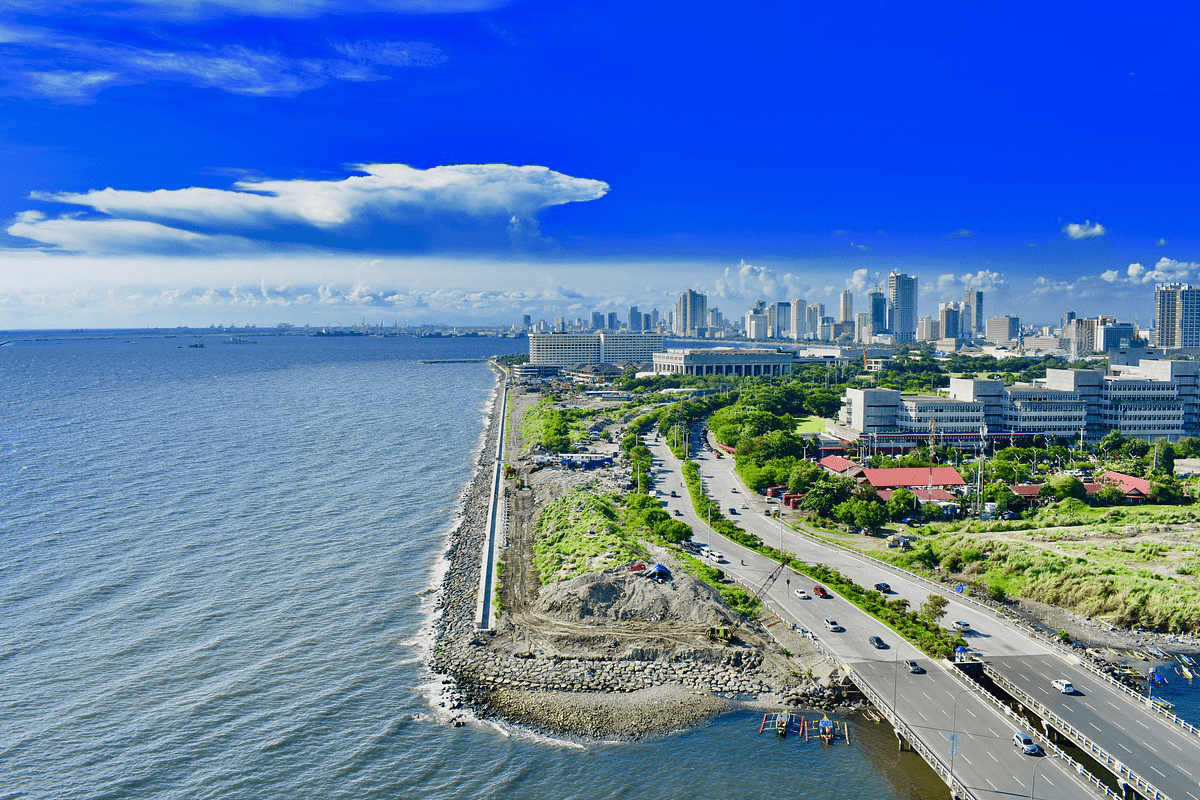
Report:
868,290,887,336
962,289,983,335
628,306,641,331
839,290,854,323
855,312,872,343
806,303,825,340
986,315,1020,345
590,311,605,330
528,332,664,367
675,289,708,337
917,315,939,341
1154,283,1200,349
607,311,619,330
939,303,961,340
887,272,917,342
790,297,807,341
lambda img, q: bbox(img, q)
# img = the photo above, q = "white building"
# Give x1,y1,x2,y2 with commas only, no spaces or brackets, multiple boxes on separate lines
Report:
528,332,664,367
653,347,794,377
829,359,1200,447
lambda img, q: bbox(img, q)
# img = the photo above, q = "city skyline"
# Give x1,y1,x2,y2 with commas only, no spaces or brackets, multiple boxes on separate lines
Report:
2,2,1198,329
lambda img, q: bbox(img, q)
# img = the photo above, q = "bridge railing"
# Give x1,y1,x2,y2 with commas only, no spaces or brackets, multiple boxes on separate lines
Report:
789,522,1200,742
982,663,1168,800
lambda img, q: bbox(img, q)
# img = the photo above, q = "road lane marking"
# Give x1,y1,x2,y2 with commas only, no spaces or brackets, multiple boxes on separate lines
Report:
1088,722,1102,732
1117,742,1132,753
1169,739,1183,750
1083,702,1097,711
965,708,977,718
1107,701,1120,710
985,779,997,790
1043,777,1055,787
1135,719,1150,729
988,752,998,763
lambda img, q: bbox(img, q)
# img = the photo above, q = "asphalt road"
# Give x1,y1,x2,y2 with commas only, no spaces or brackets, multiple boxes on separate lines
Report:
641,434,1146,800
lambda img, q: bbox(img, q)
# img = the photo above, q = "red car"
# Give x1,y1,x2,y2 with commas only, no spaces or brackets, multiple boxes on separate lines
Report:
813,586,831,599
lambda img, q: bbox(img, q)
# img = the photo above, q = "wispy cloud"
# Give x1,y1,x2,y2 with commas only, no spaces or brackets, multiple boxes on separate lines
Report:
0,0,507,21
941,228,974,239
10,163,610,255
1,33,445,101
1063,219,1106,239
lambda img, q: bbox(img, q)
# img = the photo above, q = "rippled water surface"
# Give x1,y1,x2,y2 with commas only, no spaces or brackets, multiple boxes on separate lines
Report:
1,332,956,799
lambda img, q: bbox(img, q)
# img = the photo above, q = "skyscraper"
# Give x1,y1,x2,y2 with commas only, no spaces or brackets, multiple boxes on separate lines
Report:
887,271,917,342
591,311,605,330
675,289,708,337
939,303,961,340
962,289,983,335
839,289,853,323
868,290,887,336
790,297,807,340
628,306,641,331
806,303,824,340
1154,283,1200,349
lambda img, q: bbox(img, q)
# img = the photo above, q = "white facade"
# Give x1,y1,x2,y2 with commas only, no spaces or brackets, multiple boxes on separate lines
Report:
529,332,664,367
653,347,794,377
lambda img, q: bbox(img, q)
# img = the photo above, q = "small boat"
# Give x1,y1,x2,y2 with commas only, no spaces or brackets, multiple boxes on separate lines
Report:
775,711,792,736
1182,666,1194,681
818,715,835,744
1181,654,1196,666
1149,696,1175,711
188,342,205,348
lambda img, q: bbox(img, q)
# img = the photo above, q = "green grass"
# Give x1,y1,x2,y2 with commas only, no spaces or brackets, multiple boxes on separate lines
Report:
794,415,829,434
532,488,646,584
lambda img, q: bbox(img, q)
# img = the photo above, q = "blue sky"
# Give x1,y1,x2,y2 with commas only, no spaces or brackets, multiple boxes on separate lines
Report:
1,0,1198,329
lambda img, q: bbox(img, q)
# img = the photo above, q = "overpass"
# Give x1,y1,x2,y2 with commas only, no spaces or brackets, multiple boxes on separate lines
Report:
645,433,1200,800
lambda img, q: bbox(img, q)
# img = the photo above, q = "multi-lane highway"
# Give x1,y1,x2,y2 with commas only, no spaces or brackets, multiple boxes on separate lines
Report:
643,432,1200,800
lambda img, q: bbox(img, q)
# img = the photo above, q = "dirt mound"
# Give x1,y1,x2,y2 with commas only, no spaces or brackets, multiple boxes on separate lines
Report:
534,568,737,627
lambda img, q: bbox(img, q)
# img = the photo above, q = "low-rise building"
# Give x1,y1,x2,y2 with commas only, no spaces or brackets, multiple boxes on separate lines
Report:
652,346,794,377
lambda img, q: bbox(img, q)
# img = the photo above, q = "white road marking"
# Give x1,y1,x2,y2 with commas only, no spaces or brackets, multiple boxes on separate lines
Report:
1117,742,1132,753
1107,701,1120,710
1043,777,1055,787
1088,722,1102,732
965,707,977,718
985,779,997,790
1083,702,1097,711
1135,718,1150,729
1169,739,1183,751
988,752,998,763
1150,766,1167,777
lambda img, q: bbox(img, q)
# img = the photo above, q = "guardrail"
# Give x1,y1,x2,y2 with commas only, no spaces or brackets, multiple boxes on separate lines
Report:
983,663,1166,800
780,513,1200,743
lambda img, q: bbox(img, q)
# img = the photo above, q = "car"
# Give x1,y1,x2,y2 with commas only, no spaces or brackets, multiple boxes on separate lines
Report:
813,586,831,599
1013,732,1042,756
904,659,923,674
823,618,842,632
741,503,749,509
952,620,971,632
874,582,892,593
670,490,678,497
730,487,738,493
673,509,682,516
868,635,887,649
793,589,810,600
1051,679,1075,694
728,507,737,515
1001,511,1020,521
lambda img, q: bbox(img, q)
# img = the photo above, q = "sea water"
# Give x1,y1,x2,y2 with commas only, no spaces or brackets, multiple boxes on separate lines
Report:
0,331,1079,799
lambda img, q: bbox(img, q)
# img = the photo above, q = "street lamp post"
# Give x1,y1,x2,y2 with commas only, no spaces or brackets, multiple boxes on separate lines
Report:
1031,754,1063,800
949,688,973,796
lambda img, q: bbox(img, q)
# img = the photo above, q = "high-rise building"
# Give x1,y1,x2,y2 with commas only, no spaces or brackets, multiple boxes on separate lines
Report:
939,303,961,340
806,303,825,340
590,311,605,330
887,272,917,342
790,297,807,340
986,315,1020,344
628,306,641,331
770,301,791,338
607,311,620,330
917,315,938,341
1154,283,1200,349
840,290,854,323
962,289,983,335
522,314,532,329
868,290,887,336
855,311,872,343
675,289,708,337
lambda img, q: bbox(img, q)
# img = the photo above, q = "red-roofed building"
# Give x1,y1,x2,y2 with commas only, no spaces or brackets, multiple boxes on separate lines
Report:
878,487,956,503
818,455,863,477
860,467,965,491
1098,470,1151,502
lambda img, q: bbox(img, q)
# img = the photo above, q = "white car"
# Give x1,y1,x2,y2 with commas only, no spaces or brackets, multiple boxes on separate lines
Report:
952,620,970,632
794,589,810,600
1051,679,1075,694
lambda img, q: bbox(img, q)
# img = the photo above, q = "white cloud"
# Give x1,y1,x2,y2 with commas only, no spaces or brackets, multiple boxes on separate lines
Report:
1158,238,1167,246
958,269,1006,291
942,228,974,239
1123,257,1198,285
1101,269,1120,282
711,259,810,302
7,210,257,254
849,242,869,251
846,268,870,293
1063,220,1106,239
13,164,609,255
935,273,958,293
2,33,445,101
0,0,507,20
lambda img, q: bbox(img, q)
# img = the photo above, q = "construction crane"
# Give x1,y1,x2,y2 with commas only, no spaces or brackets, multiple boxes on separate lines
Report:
708,558,789,642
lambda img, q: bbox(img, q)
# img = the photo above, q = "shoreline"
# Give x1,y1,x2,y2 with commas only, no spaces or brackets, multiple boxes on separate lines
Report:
426,371,854,740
